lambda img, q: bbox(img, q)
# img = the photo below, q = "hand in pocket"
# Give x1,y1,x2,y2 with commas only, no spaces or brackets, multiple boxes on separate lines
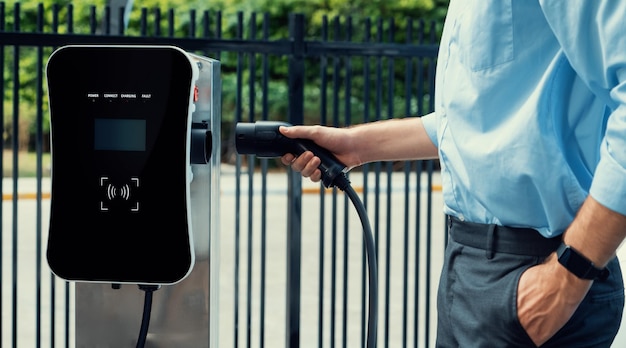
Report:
516,254,592,346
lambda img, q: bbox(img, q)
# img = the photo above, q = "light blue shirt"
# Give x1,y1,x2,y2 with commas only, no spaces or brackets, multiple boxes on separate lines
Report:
421,0,626,237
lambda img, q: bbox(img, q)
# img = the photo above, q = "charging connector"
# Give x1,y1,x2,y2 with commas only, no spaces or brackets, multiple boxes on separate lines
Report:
191,121,212,165
236,121,347,189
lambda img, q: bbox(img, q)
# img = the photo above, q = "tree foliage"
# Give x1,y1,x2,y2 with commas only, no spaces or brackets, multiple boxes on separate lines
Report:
2,0,448,150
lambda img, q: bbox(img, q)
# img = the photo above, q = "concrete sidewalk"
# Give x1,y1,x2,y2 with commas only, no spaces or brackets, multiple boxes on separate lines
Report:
2,176,51,200
3,171,626,347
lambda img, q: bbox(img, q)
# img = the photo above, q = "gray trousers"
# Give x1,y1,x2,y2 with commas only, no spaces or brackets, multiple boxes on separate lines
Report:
436,216,624,348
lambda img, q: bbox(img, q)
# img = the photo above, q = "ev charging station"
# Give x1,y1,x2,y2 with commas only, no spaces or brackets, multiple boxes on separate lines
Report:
46,45,221,347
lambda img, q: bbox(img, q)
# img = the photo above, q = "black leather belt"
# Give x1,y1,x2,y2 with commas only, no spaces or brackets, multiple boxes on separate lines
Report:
448,216,561,257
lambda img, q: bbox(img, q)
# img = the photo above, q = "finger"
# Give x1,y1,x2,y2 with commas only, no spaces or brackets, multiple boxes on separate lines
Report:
281,153,296,166
301,155,321,178
279,125,294,138
290,151,315,172
279,125,309,139
309,169,322,183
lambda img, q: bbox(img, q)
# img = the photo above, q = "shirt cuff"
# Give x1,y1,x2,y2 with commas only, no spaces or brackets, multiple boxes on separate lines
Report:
420,112,438,148
589,141,626,216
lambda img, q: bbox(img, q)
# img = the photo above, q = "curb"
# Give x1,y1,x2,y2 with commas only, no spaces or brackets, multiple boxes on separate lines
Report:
3,192,51,200
302,184,442,194
3,185,442,201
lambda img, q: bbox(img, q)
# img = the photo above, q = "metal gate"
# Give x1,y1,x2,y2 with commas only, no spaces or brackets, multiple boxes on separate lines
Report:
0,3,443,347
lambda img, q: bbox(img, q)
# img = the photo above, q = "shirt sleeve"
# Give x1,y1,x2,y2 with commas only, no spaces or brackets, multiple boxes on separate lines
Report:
539,0,626,216
420,112,439,148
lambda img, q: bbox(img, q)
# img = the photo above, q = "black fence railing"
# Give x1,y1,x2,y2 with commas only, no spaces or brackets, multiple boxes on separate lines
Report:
0,2,444,347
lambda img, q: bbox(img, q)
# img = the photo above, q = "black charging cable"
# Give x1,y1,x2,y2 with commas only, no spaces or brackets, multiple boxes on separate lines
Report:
331,173,378,348
136,284,161,348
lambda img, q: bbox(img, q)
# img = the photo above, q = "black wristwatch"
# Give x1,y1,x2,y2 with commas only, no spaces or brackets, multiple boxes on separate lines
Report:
556,242,610,281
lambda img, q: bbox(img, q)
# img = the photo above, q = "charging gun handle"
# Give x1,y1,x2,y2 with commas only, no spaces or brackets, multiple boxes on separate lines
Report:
288,137,349,189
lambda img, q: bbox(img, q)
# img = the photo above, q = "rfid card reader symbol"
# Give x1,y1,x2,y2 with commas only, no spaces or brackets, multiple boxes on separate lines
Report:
106,183,131,200
100,176,140,212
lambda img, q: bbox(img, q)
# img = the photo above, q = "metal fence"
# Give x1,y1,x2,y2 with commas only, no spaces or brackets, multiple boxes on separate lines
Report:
0,2,443,347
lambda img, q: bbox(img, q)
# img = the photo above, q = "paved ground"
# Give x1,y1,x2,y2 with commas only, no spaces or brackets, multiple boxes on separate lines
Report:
2,173,626,347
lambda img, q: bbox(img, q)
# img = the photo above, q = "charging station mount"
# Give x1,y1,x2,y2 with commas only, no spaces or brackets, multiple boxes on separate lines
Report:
46,45,218,286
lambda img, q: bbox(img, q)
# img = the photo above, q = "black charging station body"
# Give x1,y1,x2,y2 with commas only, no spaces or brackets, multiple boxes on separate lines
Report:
46,46,204,285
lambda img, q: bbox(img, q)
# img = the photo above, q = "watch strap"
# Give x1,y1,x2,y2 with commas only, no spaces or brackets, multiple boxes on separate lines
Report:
556,242,609,281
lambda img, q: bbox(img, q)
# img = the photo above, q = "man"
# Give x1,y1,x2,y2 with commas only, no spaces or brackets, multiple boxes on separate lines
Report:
279,1,626,347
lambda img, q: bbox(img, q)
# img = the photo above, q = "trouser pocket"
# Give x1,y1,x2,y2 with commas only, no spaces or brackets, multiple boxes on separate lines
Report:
438,241,541,347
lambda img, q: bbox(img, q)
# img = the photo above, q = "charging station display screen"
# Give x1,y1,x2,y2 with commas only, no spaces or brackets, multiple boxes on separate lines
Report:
94,118,146,151
46,46,195,284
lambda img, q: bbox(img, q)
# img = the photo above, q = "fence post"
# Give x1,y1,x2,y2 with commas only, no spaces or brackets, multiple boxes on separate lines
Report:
286,12,305,348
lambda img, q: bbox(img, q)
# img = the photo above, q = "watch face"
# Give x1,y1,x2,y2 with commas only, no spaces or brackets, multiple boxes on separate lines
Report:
557,243,607,280
46,46,195,284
